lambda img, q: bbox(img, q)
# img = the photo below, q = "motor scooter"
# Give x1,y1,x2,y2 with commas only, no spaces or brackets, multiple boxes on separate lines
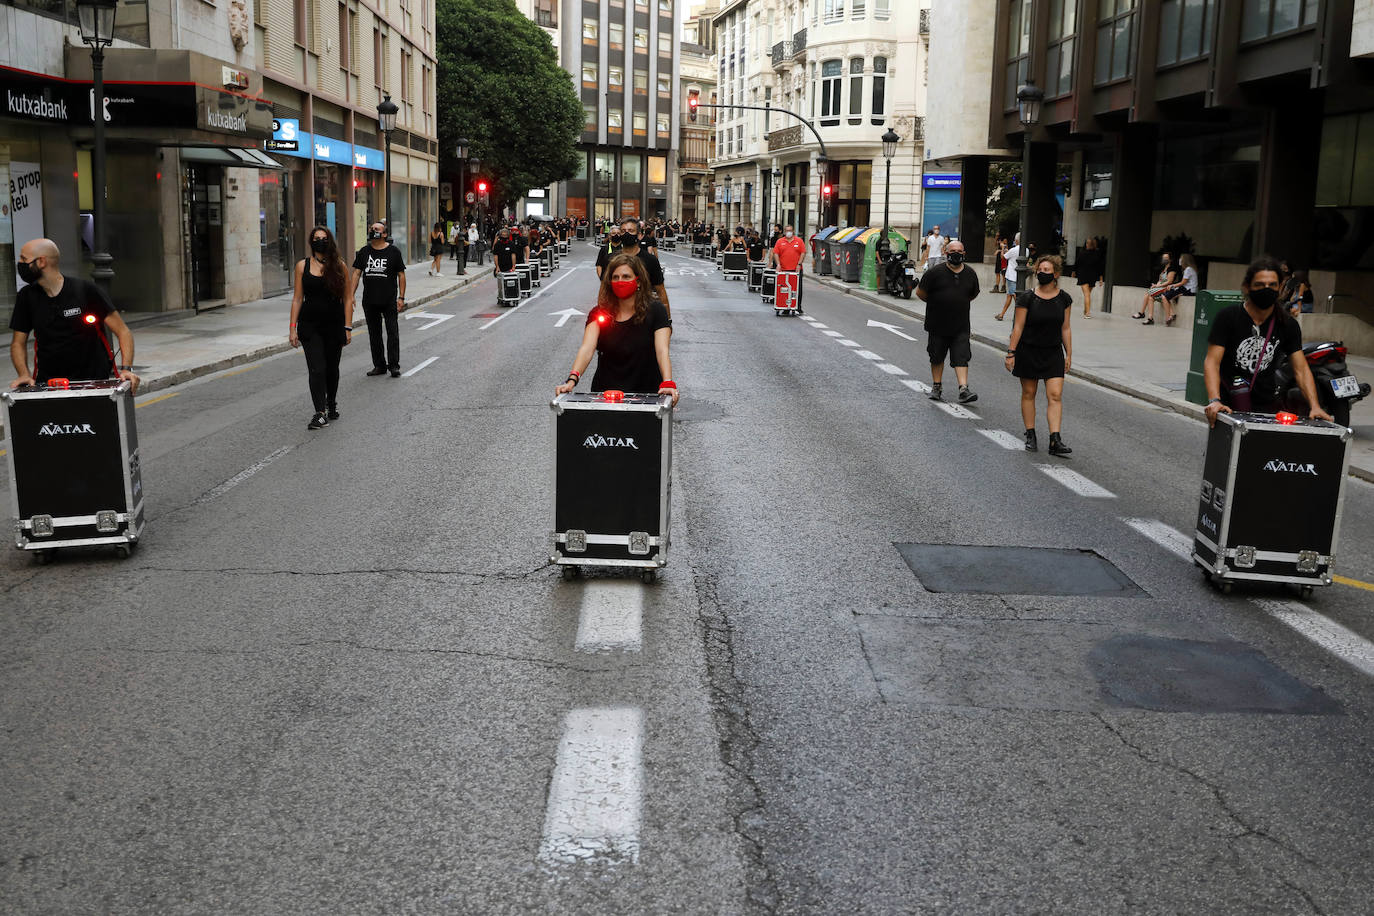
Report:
1272,340,1370,427
883,250,918,299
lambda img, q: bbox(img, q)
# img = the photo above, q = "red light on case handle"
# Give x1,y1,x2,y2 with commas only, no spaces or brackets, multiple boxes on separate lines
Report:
48,378,71,389
1276,411,1299,425
602,390,625,402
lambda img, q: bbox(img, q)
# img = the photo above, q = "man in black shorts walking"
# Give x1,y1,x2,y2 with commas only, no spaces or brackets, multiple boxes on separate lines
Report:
915,239,979,404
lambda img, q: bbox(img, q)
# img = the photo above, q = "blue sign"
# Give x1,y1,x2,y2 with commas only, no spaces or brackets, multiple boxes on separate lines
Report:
923,173,962,190
312,137,354,165
352,145,385,171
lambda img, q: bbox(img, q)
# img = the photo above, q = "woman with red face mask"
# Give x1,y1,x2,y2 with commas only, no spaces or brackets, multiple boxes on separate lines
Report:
555,252,678,405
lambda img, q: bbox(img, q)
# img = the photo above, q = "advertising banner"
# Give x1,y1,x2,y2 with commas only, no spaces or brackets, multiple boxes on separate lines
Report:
9,162,43,290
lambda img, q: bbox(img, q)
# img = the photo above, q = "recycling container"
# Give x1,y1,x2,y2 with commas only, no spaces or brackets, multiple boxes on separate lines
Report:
835,227,870,283
1185,290,1246,405
812,226,838,276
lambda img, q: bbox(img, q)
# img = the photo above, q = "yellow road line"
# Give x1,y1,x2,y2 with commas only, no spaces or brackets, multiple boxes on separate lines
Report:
135,392,180,409
1334,575,1374,593
219,365,259,378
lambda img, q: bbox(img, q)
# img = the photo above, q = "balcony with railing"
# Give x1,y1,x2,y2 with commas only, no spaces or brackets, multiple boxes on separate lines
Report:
771,29,807,69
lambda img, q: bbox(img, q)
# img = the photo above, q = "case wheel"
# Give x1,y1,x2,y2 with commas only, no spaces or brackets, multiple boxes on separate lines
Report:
1298,585,1315,600
33,549,54,566
561,565,581,581
115,544,132,560
641,569,656,584
1217,580,1233,595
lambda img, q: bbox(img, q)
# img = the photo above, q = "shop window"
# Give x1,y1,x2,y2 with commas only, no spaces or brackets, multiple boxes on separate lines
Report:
1241,0,1318,42
820,59,842,125
871,57,886,124
1045,0,1077,97
1095,0,1137,86
1159,0,1213,65
1154,133,1261,210
1005,0,1031,110
1314,112,1374,207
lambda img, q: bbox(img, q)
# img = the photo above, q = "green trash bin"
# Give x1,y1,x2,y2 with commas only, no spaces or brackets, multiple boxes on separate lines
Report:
859,228,909,291
1185,290,1246,405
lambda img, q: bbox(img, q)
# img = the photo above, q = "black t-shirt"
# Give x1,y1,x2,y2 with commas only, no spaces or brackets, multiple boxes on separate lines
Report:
596,247,665,289
587,300,673,394
352,244,405,306
9,276,116,383
492,239,518,271
1207,304,1303,395
1015,290,1073,349
917,262,981,336
747,239,765,260
512,236,529,263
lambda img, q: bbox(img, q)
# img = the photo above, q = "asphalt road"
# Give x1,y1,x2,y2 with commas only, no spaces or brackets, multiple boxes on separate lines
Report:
2,242,1373,914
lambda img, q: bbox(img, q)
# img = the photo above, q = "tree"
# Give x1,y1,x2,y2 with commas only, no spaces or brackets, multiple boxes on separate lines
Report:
435,0,583,210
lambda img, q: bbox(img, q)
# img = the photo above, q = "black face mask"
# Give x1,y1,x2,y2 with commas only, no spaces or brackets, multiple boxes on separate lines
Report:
1249,287,1280,310
16,259,40,284
946,252,965,266
310,238,329,254
1036,271,1056,287
368,229,386,241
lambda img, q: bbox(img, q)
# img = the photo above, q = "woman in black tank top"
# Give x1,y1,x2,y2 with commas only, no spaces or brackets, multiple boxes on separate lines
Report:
289,226,353,429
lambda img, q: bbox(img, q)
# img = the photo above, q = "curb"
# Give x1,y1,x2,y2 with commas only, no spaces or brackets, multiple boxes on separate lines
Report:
811,274,1374,485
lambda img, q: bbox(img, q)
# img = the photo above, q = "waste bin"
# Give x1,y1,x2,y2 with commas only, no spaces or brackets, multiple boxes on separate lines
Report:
1185,290,1246,405
812,226,838,276
859,228,909,291
833,227,869,283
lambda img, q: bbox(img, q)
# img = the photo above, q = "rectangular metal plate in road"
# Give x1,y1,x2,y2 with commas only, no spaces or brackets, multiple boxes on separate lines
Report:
895,543,1145,597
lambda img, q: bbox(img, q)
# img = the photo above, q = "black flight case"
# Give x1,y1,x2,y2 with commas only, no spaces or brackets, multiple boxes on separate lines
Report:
550,391,672,582
748,260,765,291
2,379,145,562
1192,411,1352,597
761,268,777,304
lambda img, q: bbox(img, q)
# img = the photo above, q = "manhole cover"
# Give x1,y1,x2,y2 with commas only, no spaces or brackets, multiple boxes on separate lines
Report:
895,543,1144,596
1089,635,1342,714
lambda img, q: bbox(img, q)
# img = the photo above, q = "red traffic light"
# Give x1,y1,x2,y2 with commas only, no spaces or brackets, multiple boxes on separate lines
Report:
822,184,833,196
477,181,488,192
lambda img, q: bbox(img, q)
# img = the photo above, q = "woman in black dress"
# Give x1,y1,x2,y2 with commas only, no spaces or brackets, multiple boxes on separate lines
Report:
428,221,446,276
288,226,352,430
554,253,679,405
1005,255,1073,456
1075,237,1103,318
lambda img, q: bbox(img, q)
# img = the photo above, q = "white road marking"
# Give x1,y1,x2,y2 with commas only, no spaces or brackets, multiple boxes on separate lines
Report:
575,582,644,653
875,363,907,376
866,319,919,341
800,315,817,322
539,707,644,865
822,329,844,337
195,446,292,504
933,401,980,419
836,339,861,347
901,379,932,394
854,350,884,361
809,322,829,328
978,429,1026,450
402,311,455,331
401,356,439,377
1253,599,1374,679
481,265,580,330
1036,465,1117,498
549,307,585,328
1122,517,1193,561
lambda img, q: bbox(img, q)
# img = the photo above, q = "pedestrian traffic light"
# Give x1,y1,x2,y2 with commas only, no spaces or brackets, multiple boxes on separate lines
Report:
688,90,699,123
477,180,488,193
822,184,833,197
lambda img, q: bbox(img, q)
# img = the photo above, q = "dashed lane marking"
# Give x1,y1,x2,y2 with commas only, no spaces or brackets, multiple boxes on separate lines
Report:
539,707,644,866
854,350,883,361
809,322,829,328
1253,599,1374,679
135,392,180,409
978,429,1025,450
875,363,907,376
933,401,980,420
1121,517,1193,561
575,582,644,653
836,339,861,347
901,379,932,394
822,330,844,337
401,356,439,377
800,315,817,322
1036,464,1116,499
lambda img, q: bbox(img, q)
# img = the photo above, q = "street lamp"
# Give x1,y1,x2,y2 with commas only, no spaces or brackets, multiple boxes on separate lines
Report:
815,153,828,236
1015,80,1044,292
377,93,399,243
724,174,733,225
880,127,900,293
453,137,469,275
469,156,482,263
772,167,782,227
76,0,117,298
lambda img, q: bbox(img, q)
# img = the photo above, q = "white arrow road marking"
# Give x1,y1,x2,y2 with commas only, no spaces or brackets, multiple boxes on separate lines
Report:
1253,599,1374,679
402,311,455,331
836,339,861,347
1036,465,1116,498
933,401,980,419
867,319,919,341
1121,517,1193,561
901,379,932,394
401,356,438,377
977,429,1026,450
822,330,844,337
575,582,643,653
481,264,581,330
539,707,644,865
875,363,907,376
550,307,586,328
854,350,883,361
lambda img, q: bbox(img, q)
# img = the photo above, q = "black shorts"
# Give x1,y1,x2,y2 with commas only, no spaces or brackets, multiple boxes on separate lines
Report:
927,331,971,367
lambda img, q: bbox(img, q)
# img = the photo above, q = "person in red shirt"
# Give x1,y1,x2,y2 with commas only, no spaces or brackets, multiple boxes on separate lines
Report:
770,224,808,312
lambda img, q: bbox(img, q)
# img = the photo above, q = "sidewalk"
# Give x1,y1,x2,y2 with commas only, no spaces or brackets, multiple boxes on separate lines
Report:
812,267,1374,483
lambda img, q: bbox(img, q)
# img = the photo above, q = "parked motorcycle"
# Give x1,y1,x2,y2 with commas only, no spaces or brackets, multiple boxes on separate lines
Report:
883,250,918,299
1272,340,1370,427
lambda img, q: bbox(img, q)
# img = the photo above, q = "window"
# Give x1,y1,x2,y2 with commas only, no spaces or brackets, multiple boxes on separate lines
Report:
623,156,642,182
584,104,597,131
871,57,886,124
1159,0,1212,65
848,58,864,123
338,4,350,69
1155,133,1260,210
824,0,844,24
535,0,557,27
659,0,672,11
1044,0,1076,97
608,66,624,88
1241,0,1317,42
374,29,383,85
1005,0,1031,110
582,64,597,85
648,156,667,183
583,18,598,40
657,74,671,93
1081,155,1112,210
608,109,623,129
659,33,672,55
1095,0,1137,85
875,0,890,19
633,112,648,134
635,28,649,50
609,23,624,47
634,70,648,93
820,59,842,123
657,114,671,134
852,0,865,17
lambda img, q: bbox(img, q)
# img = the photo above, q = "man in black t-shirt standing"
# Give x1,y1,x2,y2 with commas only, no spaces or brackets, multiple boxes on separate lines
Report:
349,222,408,377
595,218,669,313
915,239,979,404
9,238,139,391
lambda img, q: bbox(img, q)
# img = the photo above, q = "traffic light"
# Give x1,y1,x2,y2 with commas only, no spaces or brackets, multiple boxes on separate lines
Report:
822,184,833,198
477,180,488,194
688,90,699,123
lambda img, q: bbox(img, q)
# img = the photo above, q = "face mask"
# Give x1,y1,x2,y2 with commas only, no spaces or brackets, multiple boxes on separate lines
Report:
16,259,40,284
785,230,794,238
946,252,965,266
611,279,638,300
368,229,386,241
310,238,329,254
1036,271,1055,286
1249,287,1280,310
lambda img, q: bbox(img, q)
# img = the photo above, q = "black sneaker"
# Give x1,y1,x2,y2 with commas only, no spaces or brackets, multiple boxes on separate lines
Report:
957,386,978,404
366,367,387,377
1048,433,1073,457
327,408,340,421
308,411,328,430
389,369,401,378
1024,429,1038,452
928,383,943,401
